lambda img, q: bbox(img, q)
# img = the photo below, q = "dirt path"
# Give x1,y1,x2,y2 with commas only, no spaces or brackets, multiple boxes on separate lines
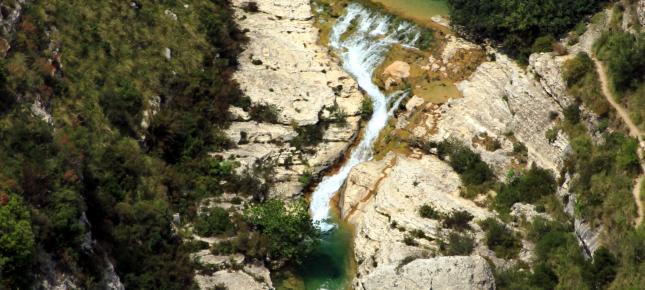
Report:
593,57,644,226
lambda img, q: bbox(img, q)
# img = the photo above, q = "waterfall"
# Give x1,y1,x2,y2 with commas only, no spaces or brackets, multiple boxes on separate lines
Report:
310,3,420,231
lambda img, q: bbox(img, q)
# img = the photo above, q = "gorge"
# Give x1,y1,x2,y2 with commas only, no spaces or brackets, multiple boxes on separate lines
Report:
1,0,644,290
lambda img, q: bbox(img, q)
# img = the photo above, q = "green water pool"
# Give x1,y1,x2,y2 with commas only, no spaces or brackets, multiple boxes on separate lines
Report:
370,0,449,23
274,220,354,290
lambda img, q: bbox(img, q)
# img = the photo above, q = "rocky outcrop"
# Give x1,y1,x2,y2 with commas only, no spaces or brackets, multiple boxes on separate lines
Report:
382,61,410,90
638,0,645,26
340,153,495,289
221,0,364,198
431,52,571,174
360,256,495,290
195,270,270,290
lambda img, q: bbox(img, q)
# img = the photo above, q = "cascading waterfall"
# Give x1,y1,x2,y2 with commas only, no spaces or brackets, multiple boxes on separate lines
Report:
298,4,425,289
310,3,420,231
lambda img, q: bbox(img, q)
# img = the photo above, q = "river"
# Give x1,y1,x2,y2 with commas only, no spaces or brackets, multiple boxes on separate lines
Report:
299,2,429,289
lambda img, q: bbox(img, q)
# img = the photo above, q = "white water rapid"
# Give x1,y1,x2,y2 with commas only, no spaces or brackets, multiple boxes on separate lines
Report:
310,3,422,231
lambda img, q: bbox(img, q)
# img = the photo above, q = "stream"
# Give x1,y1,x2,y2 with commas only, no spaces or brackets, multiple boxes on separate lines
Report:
300,3,426,289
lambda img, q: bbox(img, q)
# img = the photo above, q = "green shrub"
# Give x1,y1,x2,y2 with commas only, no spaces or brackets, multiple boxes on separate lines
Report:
195,207,233,237
564,104,581,124
495,165,557,214
437,140,494,187
545,127,560,143
440,232,474,255
442,210,474,231
360,96,374,120
532,35,556,53
249,104,280,123
403,235,418,246
480,218,521,259
419,204,441,219
244,199,320,264
594,31,644,94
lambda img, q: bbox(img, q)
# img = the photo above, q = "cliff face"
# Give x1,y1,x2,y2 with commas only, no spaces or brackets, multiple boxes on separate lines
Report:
218,0,364,199
337,8,610,286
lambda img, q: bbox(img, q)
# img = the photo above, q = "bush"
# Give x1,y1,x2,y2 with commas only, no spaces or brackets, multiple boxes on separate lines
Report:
360,97,374,120
249,104,280,123
419,204,441,219
244,199,320,264
440,232,474,255
495,165,557,214
563,104,581,124
437,140,495,187
594,31,644,94
442,210,474,231
480,218,521,259
195,207,233,237
532,35,556,53
241,1,259,13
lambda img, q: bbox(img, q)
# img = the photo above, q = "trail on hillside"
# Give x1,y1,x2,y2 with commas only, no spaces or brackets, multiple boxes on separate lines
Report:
593,57,644,226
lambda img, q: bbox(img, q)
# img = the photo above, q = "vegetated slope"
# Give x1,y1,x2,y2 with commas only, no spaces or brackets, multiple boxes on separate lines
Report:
447,0,607,62
444,0,645,289
0,0,249,288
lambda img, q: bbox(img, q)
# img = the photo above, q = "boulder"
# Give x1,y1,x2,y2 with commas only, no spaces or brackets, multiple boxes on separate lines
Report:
360,256,495,290
382,61,410,90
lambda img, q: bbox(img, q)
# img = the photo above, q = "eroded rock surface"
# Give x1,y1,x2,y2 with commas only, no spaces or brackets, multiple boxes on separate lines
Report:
221,0,364,198
360,256,495,290
341,153,495,289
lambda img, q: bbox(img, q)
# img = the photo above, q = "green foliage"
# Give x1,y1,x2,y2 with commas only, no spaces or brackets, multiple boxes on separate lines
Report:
532,35,556,53
545,127,560,143
244,199,320,264
360,96,374,120
291,123,326,150
419,204,441,219
249,104,280,123
0,193,35,289
569,131,641,231
437,140,494,187
495,165,557,215
594,31,644,93
480,218,521,259
0,0,248,287
442,210,474,231
448,0,606,62
440,232,474,255
593,31,645,129
564,104,582,124
195,208,233,237
563,53,609,116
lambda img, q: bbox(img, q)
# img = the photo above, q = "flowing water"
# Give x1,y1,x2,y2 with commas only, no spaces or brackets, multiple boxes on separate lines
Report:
300,3,425,289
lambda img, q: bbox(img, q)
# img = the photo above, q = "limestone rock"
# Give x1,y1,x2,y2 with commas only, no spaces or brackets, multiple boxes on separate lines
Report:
638,0,645,26
225,122,297,144
360,256,495,290
511,203,552,223
441,35,479,64
341,153,494,287
529,53,575,108
382,61,410,90
217,0,364,199
195,270,270,290
405,96,425,112
431,52,571,173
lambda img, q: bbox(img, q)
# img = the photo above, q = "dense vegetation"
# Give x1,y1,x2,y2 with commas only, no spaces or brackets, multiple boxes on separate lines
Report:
447,0,607,62
593,30,645,129
0,0,265,288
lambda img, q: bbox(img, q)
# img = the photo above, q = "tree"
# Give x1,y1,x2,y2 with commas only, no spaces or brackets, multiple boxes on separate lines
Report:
0,193,35,289
244,199,320,264
195,207,233,237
